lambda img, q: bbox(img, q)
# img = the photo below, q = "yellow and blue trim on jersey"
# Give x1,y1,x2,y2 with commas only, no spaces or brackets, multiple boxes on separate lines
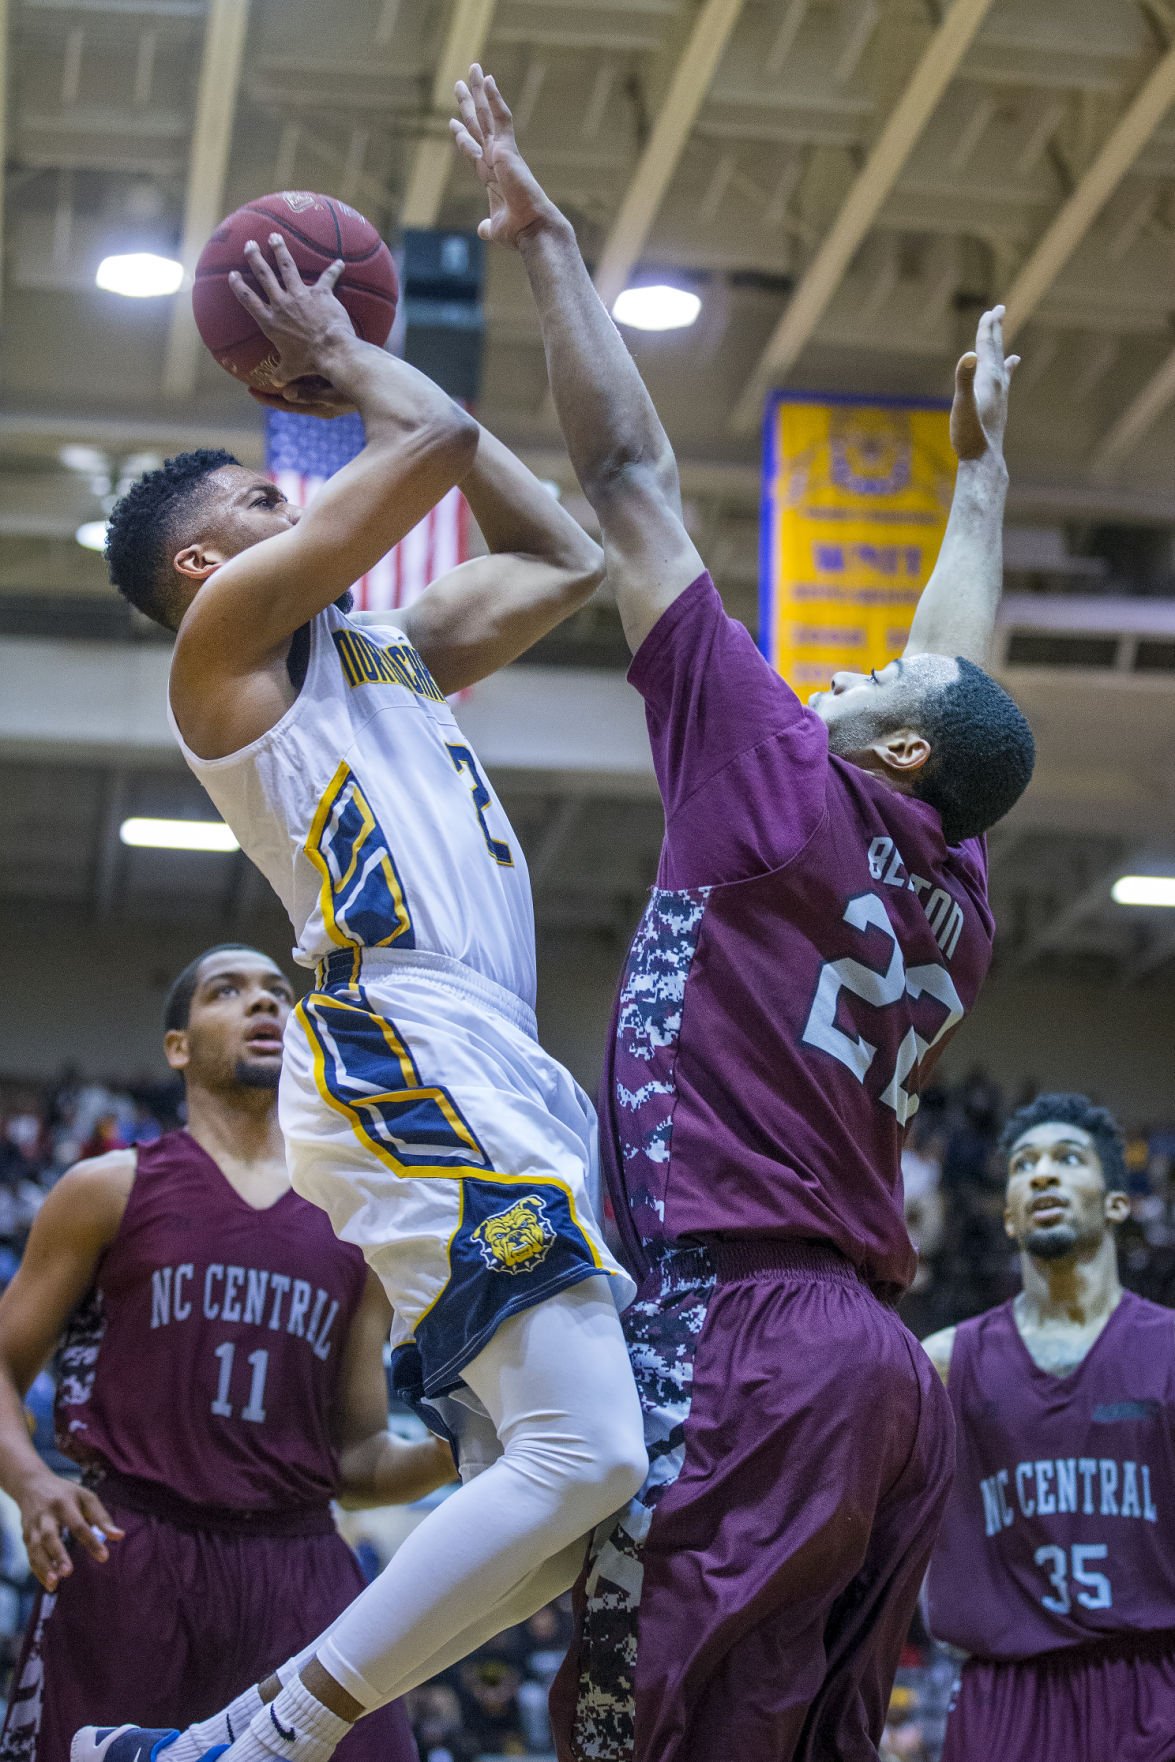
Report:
305,761,415,987
294,986,610,1402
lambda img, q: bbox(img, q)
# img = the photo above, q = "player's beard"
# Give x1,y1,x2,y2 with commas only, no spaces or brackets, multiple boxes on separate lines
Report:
1024,1221,1085,1261
824,704,895,763
234,1057,282,1090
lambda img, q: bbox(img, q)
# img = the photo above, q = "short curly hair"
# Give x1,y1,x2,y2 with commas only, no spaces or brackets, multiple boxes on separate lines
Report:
106,449,240,630
912,658,1035,845
998,1092,1127,1192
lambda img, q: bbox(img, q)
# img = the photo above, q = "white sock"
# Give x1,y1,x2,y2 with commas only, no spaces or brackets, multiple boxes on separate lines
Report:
163,1685,265,1761
222,1679,352,1762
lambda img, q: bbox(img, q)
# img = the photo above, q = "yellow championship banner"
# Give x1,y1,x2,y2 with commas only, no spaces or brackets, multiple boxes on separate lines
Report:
760,393,955,696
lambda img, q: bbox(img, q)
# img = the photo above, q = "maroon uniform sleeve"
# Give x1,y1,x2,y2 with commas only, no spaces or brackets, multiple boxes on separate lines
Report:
627,573,830,886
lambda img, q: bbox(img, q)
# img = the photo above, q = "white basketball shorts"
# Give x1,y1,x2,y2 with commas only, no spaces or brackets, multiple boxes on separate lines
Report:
280,945,636,1415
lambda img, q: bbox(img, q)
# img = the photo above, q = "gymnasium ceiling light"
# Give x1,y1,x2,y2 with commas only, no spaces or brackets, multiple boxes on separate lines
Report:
96,252,184,298
612,284,701,331
120,817,240,853
75,520,108,552
1111,875,1175,908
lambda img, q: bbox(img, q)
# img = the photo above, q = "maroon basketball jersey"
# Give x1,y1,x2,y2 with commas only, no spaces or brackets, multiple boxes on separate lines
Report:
603,577,993,1297
56,1131,369,1512
927,1293,1175,1659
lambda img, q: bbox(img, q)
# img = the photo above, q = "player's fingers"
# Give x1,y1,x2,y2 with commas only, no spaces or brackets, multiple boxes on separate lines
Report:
483,74,514,131
268,233,302,292
30,1520,72,1588
469,63,495,143
455,81,483,145
477,217,494,243
1006,354,1021,377
27,1541,65,1592
78,1489,124,1540
69,1513,110,1563
451,119,483,162
316,257,345,292
244,238,283,301
954,351,978,394
228,271,269,320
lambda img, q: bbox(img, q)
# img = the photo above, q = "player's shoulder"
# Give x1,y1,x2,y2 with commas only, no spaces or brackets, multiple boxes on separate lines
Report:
922,1302,1010,1384
921,1324,958,1385
34,1149,136,1241
1118,1290,1175,1337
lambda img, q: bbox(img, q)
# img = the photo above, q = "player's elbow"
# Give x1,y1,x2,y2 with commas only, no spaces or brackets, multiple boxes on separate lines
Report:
583,449,681,521
432,405,480,476
552,534,606,607
372,402,479,480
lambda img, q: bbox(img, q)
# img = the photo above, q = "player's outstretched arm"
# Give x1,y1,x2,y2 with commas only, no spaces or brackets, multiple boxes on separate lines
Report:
333,1273,457,1509
903,307,1019,668
397,425,604,694
0,1155,132,1589
451,66,703,654
173,238,478,701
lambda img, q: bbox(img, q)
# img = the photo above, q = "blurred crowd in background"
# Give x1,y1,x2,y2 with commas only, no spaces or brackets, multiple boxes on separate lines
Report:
1,1062,1174,1759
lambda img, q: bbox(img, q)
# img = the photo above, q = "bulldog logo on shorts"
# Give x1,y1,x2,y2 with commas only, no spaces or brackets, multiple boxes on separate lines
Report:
472,1195,556,1275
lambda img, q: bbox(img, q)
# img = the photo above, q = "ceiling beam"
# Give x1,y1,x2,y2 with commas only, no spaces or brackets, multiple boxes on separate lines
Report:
1090,341,1175,477
1121,918,1175,986
592,0,746,310
0,0,9,324
729,0,998,433
1010,851,1126,973
162,0,252,399
1004,40,1175,341
401,0,498,229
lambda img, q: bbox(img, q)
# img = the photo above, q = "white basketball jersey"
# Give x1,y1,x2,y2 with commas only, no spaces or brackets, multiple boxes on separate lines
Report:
170,605,537,1004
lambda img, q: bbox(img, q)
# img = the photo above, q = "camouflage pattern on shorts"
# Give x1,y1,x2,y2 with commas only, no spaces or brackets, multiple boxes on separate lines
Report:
570,1253,716,1761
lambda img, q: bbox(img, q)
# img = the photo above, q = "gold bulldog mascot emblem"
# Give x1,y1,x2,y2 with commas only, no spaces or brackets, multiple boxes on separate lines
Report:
472,1194,557,1275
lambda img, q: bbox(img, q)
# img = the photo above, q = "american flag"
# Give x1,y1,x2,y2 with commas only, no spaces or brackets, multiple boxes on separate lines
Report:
265,409,469,613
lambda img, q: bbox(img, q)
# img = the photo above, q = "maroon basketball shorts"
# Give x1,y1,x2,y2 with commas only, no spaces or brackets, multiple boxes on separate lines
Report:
550,1240,955,1762
0,1490,417,1762
941,1632,1175,1762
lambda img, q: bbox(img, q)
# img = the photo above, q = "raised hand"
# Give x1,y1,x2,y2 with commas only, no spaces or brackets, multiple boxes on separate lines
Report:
229,234,354,386
450,64,562,248
951,305,1020,463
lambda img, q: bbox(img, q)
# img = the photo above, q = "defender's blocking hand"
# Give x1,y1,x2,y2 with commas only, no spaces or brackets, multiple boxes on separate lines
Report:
951,305,1020,463
450,64,563,248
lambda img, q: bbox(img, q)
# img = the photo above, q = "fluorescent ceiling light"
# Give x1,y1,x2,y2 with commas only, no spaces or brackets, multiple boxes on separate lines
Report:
96,252,184,298
120,817,239,853
1111,875,1175,908
612,284,701,332
75,520,108,552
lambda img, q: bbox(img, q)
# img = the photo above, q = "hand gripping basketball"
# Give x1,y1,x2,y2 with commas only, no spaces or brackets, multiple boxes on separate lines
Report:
227,235,353,389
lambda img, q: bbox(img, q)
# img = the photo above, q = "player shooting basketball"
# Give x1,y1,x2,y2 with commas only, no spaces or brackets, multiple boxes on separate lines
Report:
923,1093,1175,1762
76,218,646,1762
451,64,1035,1762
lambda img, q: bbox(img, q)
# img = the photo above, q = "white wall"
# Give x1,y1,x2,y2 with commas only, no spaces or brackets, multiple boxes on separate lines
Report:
1,905,1172,1124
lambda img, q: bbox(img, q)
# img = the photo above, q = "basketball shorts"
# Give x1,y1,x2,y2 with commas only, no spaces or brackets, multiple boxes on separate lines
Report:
0,1490,414,1762
549,1240,955,1762
282,946,635,1420
941,1632,1175,1762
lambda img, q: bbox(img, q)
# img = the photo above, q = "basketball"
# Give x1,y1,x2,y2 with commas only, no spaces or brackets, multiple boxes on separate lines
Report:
193,191,398,388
